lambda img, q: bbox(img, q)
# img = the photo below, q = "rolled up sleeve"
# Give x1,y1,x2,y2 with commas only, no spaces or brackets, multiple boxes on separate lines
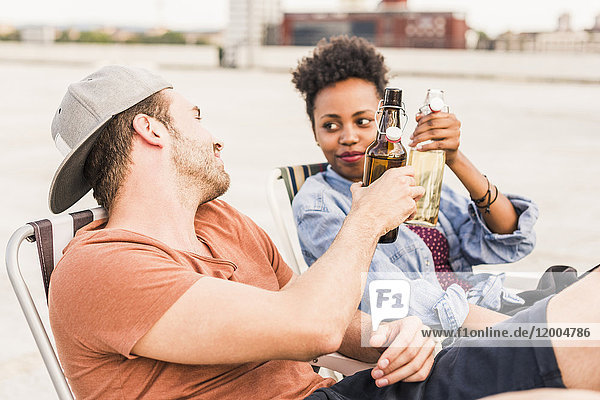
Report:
363,252,470,331
439,185,539,270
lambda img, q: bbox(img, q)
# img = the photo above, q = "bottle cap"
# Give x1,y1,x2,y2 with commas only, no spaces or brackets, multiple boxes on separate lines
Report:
383,87,402,106
385,126,402,142
427,89,444,95
429,97,445,112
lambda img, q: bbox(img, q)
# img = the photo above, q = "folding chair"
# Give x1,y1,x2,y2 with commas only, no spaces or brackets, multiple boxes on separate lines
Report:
267,162,376,378
266,162,329,275
5,207,107,400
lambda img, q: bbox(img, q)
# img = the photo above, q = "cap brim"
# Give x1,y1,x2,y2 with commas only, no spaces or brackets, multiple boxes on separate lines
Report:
48,117,112,214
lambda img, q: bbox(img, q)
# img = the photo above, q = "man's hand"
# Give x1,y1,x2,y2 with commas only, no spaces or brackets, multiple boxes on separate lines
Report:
369,316,436,387
349,166,425,237
410,112,461,165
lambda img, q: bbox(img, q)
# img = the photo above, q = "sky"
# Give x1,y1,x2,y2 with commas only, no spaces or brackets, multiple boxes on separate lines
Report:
1,0,600,37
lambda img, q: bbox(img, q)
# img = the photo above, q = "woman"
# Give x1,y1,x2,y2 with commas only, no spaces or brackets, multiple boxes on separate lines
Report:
291,36,538,330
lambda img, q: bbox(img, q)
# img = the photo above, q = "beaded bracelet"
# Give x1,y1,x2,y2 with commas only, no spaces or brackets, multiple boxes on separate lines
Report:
470,175,499,213
471,175,491,204
481,185,499,213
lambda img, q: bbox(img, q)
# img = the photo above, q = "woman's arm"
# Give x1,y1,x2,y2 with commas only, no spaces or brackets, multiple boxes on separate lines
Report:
446,150,518,234
411,112,518,234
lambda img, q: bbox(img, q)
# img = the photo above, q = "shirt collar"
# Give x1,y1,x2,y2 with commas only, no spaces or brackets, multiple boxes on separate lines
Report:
324,165,355,194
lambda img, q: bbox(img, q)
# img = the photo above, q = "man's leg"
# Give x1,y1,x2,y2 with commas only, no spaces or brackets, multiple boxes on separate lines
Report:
482,388,600,400
547,271,600,390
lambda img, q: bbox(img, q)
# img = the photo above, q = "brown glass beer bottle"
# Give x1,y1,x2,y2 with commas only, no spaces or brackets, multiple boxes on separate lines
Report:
363,87,408,243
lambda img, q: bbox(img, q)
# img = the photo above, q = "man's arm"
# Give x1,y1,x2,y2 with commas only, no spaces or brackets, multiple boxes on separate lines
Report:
462,304,509,329
337,310,380,363
132,167,424,365
338,311,436,387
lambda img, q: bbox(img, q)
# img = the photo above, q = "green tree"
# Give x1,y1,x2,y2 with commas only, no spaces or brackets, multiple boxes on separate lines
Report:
78,31,113,43
127,31,186,45
0,30,20,41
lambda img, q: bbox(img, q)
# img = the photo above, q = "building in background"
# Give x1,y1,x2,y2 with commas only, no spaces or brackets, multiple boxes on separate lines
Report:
222,0,468,67
19,26,56,44
494,13,600,53
223,0,282,67
279,0,468,49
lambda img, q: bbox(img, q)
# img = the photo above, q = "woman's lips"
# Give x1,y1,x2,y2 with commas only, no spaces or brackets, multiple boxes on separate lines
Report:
338,151,365,163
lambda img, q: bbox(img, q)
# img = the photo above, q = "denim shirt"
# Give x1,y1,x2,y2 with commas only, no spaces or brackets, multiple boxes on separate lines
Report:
292,166,539,331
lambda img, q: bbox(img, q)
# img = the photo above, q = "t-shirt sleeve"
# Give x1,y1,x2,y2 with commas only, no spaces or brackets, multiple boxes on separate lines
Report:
50,241,202,358
239,213,294,289
262,229,294,288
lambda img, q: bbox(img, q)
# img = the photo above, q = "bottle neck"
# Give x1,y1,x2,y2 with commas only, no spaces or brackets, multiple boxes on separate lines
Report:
422,90,447,114
377,107,401,141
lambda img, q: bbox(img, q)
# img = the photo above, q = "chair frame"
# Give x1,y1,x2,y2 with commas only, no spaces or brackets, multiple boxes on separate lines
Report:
266,163,329,275
6,224,74,400
267,168,308,275
6,207,107,400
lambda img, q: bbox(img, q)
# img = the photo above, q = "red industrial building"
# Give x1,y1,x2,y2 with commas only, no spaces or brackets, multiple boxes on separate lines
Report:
280,0,468,49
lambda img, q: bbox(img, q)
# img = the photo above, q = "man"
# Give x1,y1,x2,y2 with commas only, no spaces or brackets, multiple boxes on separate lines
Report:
48,66,599,399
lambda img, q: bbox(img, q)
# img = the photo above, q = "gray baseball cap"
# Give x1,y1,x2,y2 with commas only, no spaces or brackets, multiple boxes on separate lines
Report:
49,65,172,214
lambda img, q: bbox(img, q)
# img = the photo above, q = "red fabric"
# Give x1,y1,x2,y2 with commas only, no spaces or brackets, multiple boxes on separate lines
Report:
406,225,472,292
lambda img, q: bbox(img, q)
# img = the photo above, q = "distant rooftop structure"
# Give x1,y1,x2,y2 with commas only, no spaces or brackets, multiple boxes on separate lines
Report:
223,0,281,67
280,1,467,49
20,26,56,44
593,14,600,32
222,0,467,67
557,13,571,32
377,0,408,12
494,13,600,53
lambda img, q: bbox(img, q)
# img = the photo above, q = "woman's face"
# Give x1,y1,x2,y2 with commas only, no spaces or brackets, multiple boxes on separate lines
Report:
312,78,379,182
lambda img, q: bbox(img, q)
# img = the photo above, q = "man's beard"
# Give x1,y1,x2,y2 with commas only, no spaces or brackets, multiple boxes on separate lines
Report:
170,127,230,205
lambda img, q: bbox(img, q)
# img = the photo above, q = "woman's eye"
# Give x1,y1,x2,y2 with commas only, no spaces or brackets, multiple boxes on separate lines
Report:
357,118,372,126
323,122,339,131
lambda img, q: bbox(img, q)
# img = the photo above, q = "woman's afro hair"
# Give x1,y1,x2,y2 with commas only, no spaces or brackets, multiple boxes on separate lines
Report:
292,35,389,128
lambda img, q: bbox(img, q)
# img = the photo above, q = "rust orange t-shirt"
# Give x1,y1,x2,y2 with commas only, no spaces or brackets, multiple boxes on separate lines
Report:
49,199,335,399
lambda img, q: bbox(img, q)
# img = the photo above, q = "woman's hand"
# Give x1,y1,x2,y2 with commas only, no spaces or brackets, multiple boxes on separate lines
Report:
411,112,519,234
369,316,436,387
410,112,461,165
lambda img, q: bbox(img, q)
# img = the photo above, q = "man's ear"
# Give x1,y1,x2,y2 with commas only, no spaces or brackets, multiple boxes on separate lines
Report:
132,114,164,147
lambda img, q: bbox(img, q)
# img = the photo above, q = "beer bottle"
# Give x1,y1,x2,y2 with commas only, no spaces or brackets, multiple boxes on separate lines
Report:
406,89,448,227
363,87,408,243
